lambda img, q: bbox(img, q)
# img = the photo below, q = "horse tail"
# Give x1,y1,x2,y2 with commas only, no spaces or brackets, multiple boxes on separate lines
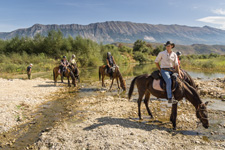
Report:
128,76,138,100
99,66,101,81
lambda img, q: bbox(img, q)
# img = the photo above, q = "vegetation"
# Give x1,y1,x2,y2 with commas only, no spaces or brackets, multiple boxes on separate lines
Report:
0,31,224,76
0,30,135,74
180,54,225,72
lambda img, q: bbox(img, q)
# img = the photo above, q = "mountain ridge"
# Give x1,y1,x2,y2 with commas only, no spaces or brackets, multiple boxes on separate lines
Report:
1,21,225,45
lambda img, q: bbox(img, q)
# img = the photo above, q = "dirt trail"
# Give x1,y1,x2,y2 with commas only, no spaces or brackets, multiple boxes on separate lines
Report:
0,77,224,149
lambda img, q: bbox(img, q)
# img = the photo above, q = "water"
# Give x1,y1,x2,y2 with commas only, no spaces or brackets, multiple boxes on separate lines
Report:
0,63,224,148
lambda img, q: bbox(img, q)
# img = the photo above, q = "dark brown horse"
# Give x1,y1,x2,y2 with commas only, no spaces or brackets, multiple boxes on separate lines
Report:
53,66,76,87
128,74,209,130
69,64,80,83
99,65,126,91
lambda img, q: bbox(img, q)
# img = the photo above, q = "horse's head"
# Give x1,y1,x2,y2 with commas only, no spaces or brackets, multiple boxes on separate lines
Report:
196,101,209,128
121,79,126,91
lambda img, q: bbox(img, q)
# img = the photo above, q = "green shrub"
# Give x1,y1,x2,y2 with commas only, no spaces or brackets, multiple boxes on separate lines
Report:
201,61,215,68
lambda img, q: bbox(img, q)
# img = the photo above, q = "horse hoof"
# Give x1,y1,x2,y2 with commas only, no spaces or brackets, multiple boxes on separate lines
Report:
173,127,176,130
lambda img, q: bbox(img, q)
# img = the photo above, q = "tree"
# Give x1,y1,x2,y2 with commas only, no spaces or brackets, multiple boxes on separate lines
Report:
133,40,146,52
152,45,164,56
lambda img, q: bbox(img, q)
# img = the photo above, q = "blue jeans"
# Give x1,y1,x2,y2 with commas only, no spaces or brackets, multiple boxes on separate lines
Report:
161,69,173,99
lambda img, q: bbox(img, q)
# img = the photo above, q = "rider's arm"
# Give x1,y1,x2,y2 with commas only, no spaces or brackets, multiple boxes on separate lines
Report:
174,55,182,78
112,56,116,65
155,52,162,71
155,62,161,71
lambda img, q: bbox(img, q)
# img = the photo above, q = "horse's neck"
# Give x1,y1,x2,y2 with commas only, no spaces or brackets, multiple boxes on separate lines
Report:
184,84,202,109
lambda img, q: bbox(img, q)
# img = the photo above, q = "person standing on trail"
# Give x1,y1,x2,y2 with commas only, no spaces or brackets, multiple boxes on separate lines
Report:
27,63,33,79
106,52,116,79
155,41,181,103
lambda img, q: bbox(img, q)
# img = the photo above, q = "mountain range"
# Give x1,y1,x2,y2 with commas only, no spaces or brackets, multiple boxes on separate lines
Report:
1,21,225,46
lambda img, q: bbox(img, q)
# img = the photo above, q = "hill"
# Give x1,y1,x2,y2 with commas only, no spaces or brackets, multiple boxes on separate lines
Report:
1,21,225,45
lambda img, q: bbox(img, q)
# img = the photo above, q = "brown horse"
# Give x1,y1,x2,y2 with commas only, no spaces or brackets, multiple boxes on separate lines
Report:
128,74,209,130
69,64,80,83
99,65,126,91
53,66,76,87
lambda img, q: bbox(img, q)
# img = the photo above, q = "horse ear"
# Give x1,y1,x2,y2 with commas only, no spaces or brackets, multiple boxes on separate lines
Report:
205,101,209,106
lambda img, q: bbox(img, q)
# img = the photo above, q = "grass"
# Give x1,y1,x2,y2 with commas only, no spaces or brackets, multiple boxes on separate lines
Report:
180,56,225,72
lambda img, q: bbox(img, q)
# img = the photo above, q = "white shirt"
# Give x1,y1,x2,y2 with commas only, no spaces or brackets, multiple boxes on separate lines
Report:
155,50,178,68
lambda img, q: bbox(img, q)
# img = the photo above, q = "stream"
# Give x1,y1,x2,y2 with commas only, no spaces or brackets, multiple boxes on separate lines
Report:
0,64,224,149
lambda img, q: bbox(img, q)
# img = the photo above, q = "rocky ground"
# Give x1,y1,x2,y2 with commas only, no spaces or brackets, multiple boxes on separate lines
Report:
196,77,225,100
0,77,224,149
0,78,63,133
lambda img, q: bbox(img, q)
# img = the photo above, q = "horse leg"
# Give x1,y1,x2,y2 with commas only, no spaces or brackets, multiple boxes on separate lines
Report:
116,77,120,90
137,90,145,120
102,75,105,87
170,103,178,130
61,74,64,83
54,73,58,86
67,76,71,87
144,91,153,118
110,78,114,91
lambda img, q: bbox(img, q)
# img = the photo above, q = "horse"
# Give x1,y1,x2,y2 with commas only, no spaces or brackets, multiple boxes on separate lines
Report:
128,74,209,130
69,64,80,83
99,65,126,91
53,66,76,87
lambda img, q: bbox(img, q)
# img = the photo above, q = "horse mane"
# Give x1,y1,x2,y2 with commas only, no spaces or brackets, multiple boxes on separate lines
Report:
184,71,197,88
182,79,202,107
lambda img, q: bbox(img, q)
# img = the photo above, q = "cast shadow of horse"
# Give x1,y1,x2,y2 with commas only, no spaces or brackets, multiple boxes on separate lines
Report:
83,117,201,136
33,82,64,87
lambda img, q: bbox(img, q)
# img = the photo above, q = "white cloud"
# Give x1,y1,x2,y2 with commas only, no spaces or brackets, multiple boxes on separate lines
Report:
212,8,225,15
144,36,156,42
197,16,225,29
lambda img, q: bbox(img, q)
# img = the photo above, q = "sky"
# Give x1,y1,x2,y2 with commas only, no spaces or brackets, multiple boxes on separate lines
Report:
1,0,225,32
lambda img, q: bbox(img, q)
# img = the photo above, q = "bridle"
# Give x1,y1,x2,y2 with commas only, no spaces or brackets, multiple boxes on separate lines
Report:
196,104,208,121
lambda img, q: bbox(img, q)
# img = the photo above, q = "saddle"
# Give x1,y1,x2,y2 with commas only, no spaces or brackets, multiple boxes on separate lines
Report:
151,70,178,92
105,65,116,74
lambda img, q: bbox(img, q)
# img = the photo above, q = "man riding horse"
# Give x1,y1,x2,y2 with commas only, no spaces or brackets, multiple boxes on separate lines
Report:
106,52,116,79
59,56,69,75
155,41,182,103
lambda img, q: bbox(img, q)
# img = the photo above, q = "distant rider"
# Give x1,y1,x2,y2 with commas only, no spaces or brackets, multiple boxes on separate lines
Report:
59,56,69,75
106,52,116,79
27,63,33,79
155,41,181,103
176,51,182,67
70,54,77,67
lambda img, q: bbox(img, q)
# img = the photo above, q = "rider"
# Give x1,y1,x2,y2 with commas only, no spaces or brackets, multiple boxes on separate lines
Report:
155,41,181,103
176,51,182,67
70,54,77,67
59,56,69,75
106,52,116,79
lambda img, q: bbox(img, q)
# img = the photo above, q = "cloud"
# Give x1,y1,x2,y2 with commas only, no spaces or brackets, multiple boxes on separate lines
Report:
144,36,156,42
212,8,225,15
197,16,225,29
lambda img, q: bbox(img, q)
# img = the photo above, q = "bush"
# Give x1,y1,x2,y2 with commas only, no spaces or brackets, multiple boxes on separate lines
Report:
201,61,215,68
133,52,148,63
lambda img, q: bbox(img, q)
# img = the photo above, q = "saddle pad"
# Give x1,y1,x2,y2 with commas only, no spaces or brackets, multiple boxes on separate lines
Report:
152,79,164,91
153,78,177,92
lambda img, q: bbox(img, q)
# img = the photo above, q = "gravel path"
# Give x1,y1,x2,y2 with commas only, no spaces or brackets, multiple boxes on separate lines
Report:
0,78,62,133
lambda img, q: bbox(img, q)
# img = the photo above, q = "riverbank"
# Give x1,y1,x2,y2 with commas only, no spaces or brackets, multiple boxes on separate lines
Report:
0,77,224,149
0,78,63,134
